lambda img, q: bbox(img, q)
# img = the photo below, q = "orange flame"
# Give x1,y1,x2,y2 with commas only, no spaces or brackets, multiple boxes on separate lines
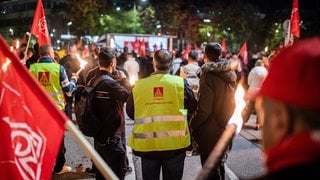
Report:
76,53,88,70
129,75,137,85
227,84,246,134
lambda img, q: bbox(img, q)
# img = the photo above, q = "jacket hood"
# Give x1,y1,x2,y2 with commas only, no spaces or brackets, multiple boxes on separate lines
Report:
200,60,237,83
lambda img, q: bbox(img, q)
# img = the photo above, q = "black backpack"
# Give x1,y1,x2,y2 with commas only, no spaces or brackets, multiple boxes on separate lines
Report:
74,75,112,137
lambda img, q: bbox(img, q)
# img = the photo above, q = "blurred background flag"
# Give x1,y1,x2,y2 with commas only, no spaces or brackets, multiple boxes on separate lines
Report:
30,0,51,45
221,38,227,52
0,35,65,179
238,42,248,65
290,0,300,38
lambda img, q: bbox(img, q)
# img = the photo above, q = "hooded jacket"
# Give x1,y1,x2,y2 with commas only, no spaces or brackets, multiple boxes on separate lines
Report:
190,60,237,156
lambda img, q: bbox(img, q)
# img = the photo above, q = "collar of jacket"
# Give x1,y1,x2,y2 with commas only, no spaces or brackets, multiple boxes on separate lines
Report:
152,70,170,75
38,56,54,63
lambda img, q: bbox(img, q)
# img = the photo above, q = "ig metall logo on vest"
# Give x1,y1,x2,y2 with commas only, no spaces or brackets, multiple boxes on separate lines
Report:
153,87,163,99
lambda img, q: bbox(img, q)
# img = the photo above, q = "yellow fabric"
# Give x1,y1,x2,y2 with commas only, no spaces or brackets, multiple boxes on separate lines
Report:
129,74,190,152
30,63,65,110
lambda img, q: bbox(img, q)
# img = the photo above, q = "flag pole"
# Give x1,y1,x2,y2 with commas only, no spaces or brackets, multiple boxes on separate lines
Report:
24,33,32,63
65,120,119,180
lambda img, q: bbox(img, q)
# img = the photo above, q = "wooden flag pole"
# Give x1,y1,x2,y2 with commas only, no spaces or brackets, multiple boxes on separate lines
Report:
66,120,119,180
23,33,32,63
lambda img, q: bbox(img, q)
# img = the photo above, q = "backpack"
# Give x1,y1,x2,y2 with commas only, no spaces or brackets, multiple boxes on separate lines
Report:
74,75,112,137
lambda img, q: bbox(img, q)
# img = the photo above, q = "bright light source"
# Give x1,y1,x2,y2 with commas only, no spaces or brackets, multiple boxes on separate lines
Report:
203,19,211,23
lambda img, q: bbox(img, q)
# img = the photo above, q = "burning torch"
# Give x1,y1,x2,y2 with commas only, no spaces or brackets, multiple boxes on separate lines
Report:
75,53,88,76
196,84,246,180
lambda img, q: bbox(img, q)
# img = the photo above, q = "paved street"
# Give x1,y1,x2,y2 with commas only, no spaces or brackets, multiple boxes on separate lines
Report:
52,114,265,180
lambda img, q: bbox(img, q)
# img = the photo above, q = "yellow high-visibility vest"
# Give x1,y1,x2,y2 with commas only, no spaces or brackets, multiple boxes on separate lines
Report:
30,63,65,110
129,74,190,152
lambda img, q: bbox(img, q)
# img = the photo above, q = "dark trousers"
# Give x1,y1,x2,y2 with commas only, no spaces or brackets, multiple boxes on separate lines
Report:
95,137,127,180
65,96,73,120
53,136,66,172
200,154,225,180
141,152,186,180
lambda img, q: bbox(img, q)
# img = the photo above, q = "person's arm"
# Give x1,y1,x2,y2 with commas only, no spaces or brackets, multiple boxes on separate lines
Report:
189,75,214,142
60,65,77,96
184,79,197,119
125,92,135,120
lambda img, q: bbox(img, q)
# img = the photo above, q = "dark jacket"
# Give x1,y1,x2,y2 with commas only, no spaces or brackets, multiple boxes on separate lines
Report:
91,70,131,143
59,54,80,79
126,72,197,159
190,60,237,156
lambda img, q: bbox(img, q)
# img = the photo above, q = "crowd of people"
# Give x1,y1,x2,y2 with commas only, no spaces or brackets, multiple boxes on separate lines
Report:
11,36,320,179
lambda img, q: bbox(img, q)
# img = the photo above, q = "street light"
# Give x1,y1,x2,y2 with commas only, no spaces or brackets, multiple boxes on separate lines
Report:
67,21,72,35
133,0,148,33
9,28,13,36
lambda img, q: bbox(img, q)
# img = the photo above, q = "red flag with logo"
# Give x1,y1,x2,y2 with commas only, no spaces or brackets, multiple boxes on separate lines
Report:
238,42,248,65
290,0,300,38
221,38,227,52
0,36,66,179
30,0,51,45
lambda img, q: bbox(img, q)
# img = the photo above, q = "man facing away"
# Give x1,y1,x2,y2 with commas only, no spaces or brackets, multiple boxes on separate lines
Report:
254,37,320,179
190,42,237,180
88,47,131,180
29,44,78,174
126,49,197,180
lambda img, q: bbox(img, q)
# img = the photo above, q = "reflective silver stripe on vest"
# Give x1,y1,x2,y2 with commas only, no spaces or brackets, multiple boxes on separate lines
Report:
56,99,65,106
48,91,64,97
133,129,189,139
135,115,186,124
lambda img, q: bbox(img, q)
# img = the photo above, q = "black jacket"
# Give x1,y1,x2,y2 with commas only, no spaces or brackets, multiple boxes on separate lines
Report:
91,70,131,143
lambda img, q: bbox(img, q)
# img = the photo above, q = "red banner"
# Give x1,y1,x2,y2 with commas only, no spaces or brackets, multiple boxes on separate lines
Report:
0,36,66,179
290,0,300,38
238,42,248,65
30,0,51,45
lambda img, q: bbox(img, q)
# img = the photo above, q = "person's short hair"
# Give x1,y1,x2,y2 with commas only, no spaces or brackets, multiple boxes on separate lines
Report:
255,59,264,66
188,50,198,61
154,49,173,71
205,42,222,61
39,44,53,56
98,47,116,68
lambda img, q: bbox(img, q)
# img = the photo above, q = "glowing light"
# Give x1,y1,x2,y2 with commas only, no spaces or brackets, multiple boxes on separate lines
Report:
16,40,20,49
2,58,11,72
75,53,88,75
76,54,87,69
129,75,137,85
227,84,246,134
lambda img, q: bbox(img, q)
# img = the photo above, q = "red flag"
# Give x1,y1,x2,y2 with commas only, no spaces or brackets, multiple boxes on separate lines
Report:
0,36,66,179
221,38,227,52
139,39,146,57
183,43,191,56
194,43,200,51
30,0,51,45
290,0,300,38
238,42,248,65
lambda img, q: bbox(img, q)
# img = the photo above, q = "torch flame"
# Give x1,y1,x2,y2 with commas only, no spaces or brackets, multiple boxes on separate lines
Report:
227,84,246,134
75,53,88,74
129,75,137,85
